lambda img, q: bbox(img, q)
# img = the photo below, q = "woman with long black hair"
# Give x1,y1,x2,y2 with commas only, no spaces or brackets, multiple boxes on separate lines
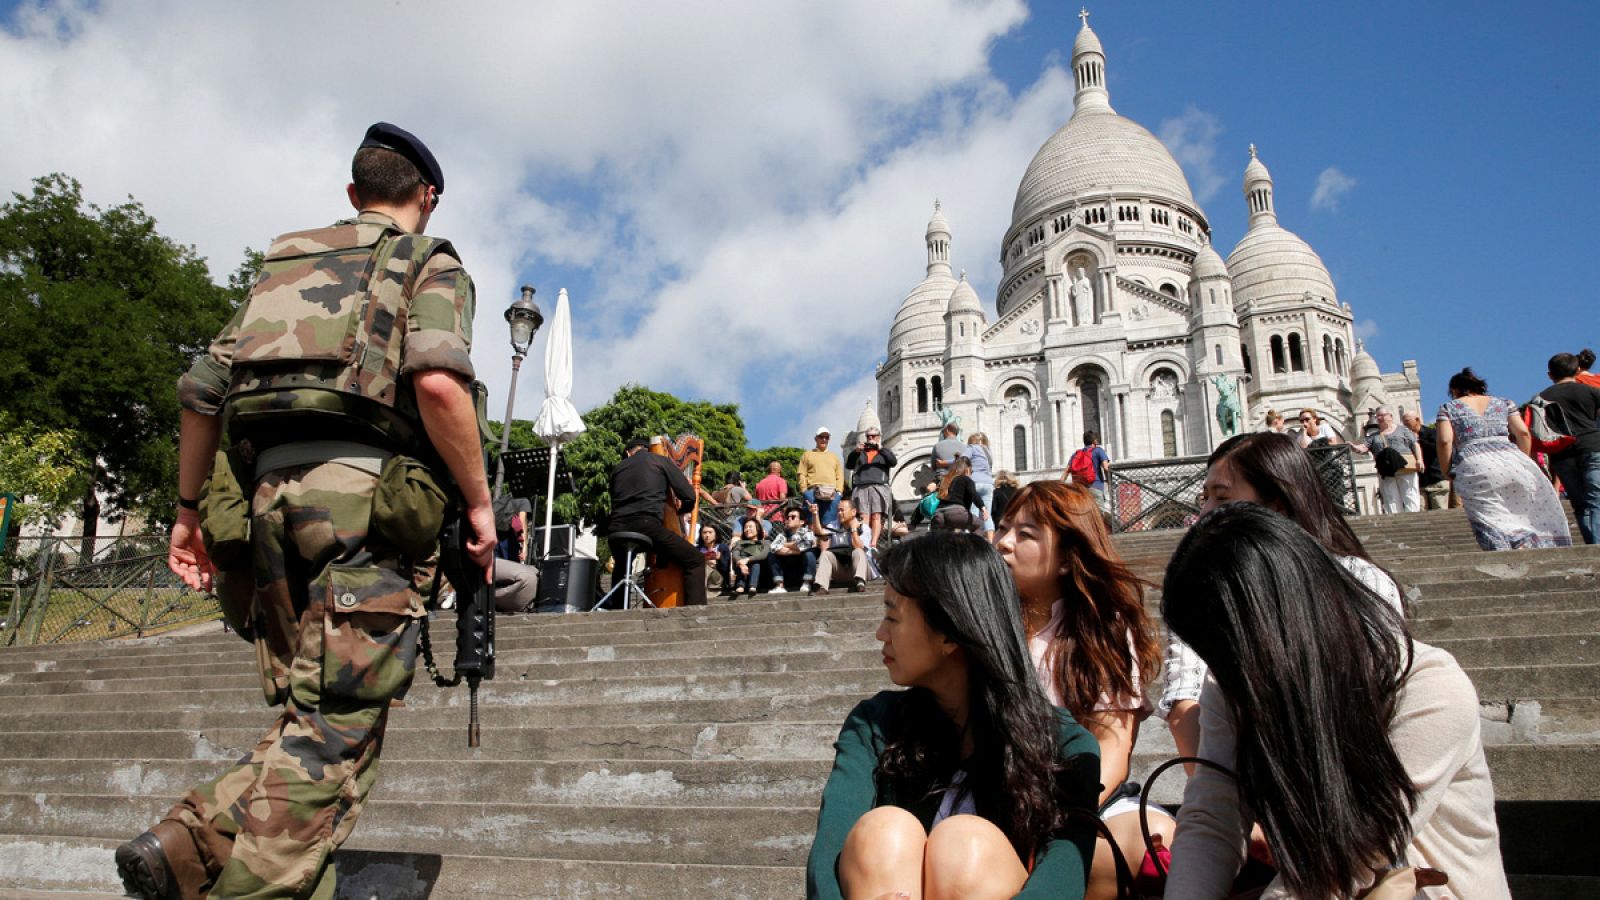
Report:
1161,504,1509,898
806,531,1100,899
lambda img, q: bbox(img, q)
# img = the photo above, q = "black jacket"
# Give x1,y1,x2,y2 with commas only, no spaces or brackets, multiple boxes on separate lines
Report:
610,450,695,523
845,445,897,486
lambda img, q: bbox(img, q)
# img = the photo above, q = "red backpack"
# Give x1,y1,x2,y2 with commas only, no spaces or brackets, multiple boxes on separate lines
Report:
1068,448,1097,484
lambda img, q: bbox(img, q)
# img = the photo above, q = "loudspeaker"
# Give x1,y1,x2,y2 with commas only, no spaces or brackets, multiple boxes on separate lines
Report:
529,525,575,558
534,556,597,613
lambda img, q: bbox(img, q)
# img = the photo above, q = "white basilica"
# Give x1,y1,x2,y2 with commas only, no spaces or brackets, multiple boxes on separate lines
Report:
875,14,1419,493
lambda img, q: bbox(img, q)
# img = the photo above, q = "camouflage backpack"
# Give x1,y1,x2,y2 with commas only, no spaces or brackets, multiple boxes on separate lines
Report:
225,219,455,416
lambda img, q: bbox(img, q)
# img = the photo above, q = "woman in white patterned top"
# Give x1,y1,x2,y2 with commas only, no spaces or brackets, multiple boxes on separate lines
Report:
1162,432,1403,762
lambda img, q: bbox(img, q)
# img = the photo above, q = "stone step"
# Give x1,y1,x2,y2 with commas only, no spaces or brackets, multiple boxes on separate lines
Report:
0,721,846,763
0,690,872,735
1,628,885,685
0,836,807,900
1415,609,1600,640
0,646,888,696
0,594,889,663
1408,573,1597,601
0,792,820,868
0,757,833,808
1426,634,1597,669
0,667,892,715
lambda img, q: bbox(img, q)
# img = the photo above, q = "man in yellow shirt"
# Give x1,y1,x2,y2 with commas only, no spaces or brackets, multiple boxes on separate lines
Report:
799,426,845,527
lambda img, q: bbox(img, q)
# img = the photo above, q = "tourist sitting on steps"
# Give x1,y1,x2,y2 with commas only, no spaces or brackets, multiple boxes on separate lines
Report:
1160,504,1510,898
806,531,1100,899
933,456,988,533
763,506,818,593
993,480,1169,900
728,518,767,596
810,498,869,595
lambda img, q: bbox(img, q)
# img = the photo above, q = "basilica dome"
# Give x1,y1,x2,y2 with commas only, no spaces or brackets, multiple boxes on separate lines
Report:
1012,112,1196,227
889,203,959,355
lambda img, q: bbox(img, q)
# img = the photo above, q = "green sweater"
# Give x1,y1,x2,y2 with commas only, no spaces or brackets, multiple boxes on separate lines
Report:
805,690,1101,899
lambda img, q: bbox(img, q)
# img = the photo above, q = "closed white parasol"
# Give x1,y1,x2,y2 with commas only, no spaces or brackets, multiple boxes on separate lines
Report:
532,288,587,556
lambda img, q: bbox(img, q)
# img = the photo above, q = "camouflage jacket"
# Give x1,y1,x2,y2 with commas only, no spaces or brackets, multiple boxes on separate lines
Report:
178,211,476,449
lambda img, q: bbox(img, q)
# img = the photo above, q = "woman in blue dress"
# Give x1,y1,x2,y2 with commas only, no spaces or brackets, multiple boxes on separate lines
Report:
1436,367,1570,550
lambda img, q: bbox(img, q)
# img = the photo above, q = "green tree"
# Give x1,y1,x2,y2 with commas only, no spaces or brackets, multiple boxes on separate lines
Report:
0,413,89,527
0,174,239,549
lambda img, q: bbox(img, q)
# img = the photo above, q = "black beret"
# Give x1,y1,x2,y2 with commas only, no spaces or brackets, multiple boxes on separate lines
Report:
360,122,445,195
624,438,651,453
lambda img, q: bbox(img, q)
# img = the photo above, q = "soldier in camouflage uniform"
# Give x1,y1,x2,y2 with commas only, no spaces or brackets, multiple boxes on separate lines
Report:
116,123,496,900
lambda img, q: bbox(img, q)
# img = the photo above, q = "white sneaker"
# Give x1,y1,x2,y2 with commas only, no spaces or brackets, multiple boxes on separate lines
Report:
769,584,788,594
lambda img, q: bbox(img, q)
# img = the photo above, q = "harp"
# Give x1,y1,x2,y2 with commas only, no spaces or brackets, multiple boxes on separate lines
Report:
644,433,704,609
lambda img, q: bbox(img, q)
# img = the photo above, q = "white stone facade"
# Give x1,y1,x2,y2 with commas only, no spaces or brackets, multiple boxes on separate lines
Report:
876,16,1419,496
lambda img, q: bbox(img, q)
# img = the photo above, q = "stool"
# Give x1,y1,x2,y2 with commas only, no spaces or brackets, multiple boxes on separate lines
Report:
592,531,655,611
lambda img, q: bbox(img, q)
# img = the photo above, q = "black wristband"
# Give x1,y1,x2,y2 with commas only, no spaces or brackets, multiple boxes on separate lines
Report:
177,495,200,511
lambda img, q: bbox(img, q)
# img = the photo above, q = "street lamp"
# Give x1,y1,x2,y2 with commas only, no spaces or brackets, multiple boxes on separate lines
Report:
493,285,544,497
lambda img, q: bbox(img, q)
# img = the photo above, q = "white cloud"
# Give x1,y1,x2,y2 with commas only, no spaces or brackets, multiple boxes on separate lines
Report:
1311,166,1358,212
1157,106,1226,204
0,0,1077,445
1354,319,1380,341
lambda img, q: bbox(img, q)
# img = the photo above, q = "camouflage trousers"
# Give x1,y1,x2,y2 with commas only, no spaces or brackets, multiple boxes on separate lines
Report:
164,462,423,899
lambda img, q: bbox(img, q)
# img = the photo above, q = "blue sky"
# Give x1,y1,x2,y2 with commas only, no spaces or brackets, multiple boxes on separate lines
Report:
2,0,1595,449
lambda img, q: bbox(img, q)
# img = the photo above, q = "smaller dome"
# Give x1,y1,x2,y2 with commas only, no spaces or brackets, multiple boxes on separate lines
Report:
948,272,983,316
1192,243,1229,281
927,200,950,237
1073,23,1104,57
856,401,881,436
1244,144,1270,186
1350,347,1381,384
889,271,957,355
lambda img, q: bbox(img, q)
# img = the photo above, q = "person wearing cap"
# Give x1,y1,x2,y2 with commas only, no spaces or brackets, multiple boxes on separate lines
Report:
119,122,492,900
732,496,774,539
608,438,707,605
799,426,845,527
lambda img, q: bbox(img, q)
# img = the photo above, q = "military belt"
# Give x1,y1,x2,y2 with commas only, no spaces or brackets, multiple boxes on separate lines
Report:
254,440,393,479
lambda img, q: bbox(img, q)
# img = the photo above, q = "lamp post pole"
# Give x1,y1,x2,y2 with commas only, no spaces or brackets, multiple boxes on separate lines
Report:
493,285,544,499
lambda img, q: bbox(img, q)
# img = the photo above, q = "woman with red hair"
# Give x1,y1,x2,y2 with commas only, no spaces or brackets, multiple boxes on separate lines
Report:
994,480,1169,899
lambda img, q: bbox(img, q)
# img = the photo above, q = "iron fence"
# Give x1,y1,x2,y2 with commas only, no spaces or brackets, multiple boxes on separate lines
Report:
1106,444,1357,533
1,534,220,647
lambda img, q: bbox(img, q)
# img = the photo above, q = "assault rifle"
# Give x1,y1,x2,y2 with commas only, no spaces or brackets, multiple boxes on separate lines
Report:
421,513,496,747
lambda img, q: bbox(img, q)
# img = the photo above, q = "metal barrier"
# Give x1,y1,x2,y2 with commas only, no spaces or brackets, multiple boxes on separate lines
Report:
1106,443,1358,533
1,535,220,647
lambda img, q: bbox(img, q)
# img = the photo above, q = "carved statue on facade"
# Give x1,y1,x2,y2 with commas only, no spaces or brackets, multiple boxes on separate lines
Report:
936,406,962,435
1212,374,1242,437
1070,267,1094,326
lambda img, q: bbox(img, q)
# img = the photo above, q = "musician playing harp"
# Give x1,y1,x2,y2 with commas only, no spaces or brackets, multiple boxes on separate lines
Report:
608,437,707,606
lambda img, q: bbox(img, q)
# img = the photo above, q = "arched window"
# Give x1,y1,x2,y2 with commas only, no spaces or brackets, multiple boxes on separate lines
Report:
1214,343,1223,365
1270,336,1287,374
1159,282,1178,298
1322,334,1334,372
1335,338,1348,375
1013,425,1028,471
916,378,928,413
959,374,967,395
1078,376,1103,439
1242,343,1252,375
931,376,943,410
1288,333,1305,372
1161,410,1177,457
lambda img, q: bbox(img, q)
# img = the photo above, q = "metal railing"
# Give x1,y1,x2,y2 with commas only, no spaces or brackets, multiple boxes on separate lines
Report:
1,534,219,647
1106,444,1357,533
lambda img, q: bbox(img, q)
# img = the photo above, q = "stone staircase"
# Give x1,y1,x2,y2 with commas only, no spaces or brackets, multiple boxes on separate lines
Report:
0,508,1594,898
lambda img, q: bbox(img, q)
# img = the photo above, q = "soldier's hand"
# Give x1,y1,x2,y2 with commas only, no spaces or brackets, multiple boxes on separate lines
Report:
168,507,217,592
465,501,496,580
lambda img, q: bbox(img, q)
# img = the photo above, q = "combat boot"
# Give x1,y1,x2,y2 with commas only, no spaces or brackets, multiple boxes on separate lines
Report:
115,820,210,900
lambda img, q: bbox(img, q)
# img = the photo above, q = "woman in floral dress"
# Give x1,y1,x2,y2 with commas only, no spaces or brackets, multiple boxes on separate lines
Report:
1436,368,1571,550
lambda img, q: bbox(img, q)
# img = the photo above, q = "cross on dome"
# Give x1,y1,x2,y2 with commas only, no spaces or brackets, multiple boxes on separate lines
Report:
1249,143,1257,159
1079,7,1090,27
